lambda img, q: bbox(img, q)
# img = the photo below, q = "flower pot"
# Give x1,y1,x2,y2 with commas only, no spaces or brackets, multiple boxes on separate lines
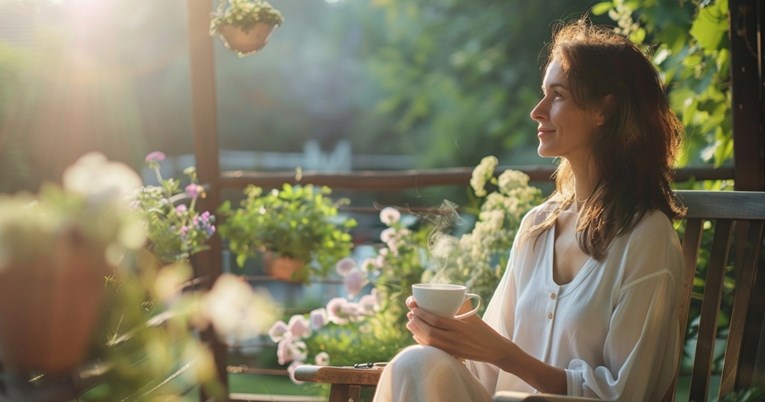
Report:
218,22,278,55
263,253,308,283
0,231,108,374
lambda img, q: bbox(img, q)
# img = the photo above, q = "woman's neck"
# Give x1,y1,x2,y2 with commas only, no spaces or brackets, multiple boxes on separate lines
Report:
567,158,598,211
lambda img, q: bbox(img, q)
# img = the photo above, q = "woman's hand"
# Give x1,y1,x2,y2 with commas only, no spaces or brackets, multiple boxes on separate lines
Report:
404,296,518,367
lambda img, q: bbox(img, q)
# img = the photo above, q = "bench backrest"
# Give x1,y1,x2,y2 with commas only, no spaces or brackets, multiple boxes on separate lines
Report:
669,190,765,401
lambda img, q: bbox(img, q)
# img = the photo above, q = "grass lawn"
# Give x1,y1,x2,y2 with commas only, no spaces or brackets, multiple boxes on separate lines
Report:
229,373,325,397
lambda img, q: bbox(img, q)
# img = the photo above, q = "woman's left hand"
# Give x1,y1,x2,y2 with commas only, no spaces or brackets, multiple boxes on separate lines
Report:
405,305,519,366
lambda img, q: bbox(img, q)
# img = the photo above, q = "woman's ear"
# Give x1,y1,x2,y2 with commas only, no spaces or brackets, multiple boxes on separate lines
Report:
593,94,614,127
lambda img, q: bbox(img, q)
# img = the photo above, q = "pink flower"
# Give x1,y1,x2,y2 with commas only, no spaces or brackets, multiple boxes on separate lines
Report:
309,308,328,330
340,302,362,319
343,268,367,298
268,320,289,342
359,293,379,314
277,338,307,365
145,151,166,163
326,297,349,324
288,314,311,338
335,257,356,276
185,184,204,198
287,361,305,384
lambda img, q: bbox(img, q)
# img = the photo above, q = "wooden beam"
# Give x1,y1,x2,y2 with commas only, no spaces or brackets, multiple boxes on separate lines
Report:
185,0,227,398
730,0,765,191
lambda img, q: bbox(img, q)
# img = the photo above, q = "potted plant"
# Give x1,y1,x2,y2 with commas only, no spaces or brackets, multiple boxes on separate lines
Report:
0,153,145,374
209,0,284,56
131,151,216,265
217,183,357,283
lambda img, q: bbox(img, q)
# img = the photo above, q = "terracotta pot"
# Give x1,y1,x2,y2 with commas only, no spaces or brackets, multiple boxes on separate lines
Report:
0,231,107,373
218,22,278,55
263,253,307,283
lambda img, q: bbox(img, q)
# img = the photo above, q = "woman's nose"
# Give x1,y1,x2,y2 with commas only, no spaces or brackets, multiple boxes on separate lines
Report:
530,99,547,122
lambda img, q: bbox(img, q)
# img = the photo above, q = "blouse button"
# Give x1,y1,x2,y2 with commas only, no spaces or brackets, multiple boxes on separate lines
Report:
550,293,556,300
547,312,553,320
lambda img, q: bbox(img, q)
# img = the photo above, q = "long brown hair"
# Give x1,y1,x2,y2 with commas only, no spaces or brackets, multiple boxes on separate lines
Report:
531,19,685,260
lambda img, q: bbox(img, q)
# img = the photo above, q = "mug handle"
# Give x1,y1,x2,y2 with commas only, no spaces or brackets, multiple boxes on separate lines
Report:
454,293,482,319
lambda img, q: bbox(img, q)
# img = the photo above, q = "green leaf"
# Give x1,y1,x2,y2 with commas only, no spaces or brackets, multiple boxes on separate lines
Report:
591,2,613,16
690,0,728,52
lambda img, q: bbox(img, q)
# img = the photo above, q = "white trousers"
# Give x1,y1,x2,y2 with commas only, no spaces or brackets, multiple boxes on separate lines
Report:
372,345,494,402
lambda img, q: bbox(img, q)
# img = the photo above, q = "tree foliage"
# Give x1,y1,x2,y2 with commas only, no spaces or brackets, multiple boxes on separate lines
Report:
348,0,601,168
594,0,732,177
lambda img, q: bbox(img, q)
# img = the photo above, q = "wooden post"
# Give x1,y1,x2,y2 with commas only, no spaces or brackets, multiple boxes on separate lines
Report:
186,0,228,399
730,0,765,191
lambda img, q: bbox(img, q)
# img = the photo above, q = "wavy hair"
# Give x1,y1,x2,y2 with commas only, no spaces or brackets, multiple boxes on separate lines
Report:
530,18,685,260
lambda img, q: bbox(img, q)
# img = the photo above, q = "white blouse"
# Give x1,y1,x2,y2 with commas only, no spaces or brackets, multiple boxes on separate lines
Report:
468,203,684,401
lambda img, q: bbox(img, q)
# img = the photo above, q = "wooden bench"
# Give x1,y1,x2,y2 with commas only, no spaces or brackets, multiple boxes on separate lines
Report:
295,190,765,402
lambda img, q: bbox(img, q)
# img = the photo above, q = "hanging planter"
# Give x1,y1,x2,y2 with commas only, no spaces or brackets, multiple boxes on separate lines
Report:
263,252,308,283
210,0,284,57
0,229,108,374
217,183,357,284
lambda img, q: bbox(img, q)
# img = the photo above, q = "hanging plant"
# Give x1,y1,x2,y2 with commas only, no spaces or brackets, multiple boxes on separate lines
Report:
209,0,284,56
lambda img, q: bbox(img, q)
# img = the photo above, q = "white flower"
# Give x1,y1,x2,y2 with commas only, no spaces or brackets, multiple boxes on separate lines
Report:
204,273,278,342
380,227,396,244
469,156,498,197
326,297,349,324
314,351,330,366
63,152,143,203
379,207,401,226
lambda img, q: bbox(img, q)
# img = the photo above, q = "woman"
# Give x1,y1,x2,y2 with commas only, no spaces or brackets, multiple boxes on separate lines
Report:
373,18,685,402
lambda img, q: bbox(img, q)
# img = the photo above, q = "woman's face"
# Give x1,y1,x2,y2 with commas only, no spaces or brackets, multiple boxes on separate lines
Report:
530,59,602,166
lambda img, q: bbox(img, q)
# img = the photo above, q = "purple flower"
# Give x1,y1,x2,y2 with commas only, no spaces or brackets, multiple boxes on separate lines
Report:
185,184,204,199
145,151,166,164
175,204,188,215
309,308,328,330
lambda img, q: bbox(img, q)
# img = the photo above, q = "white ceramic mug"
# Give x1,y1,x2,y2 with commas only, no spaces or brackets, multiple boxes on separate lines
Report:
411,283,482,319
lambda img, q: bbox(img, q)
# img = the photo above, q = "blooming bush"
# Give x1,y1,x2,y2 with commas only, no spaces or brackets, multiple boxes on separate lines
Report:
427,155,542,302
267,156,541,380
132,152,216,264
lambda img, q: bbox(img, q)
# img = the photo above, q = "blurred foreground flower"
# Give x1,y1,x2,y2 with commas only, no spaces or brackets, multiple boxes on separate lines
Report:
203,273,278,344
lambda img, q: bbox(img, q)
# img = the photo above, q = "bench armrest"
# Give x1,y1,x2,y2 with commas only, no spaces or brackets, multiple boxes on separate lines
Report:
493,391,602,402
294,365,383,385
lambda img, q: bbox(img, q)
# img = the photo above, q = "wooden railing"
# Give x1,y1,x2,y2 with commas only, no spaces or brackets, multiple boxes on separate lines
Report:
218,165,734,191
